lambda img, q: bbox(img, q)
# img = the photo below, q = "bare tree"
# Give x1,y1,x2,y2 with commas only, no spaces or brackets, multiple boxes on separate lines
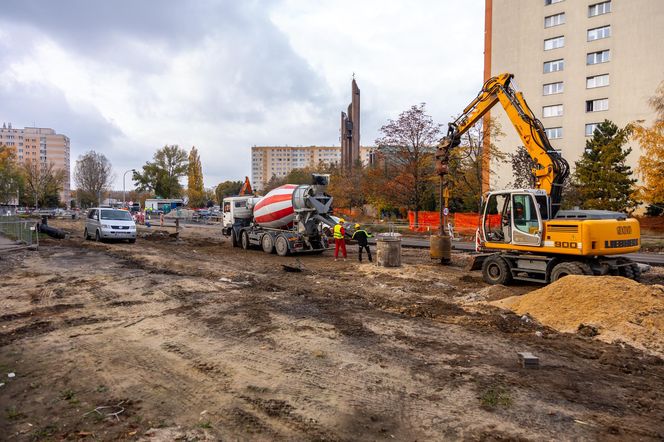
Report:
21,160,66,208
375,103,442,224
74,151,115,206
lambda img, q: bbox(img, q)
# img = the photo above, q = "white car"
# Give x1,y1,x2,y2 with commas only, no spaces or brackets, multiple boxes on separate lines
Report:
84,207,136,243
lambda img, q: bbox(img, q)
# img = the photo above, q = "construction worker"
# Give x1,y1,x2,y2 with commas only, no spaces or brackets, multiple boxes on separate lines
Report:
352,223,373,262
333,218,347,261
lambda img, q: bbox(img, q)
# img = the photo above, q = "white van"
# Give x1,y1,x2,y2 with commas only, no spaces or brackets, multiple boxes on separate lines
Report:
84,207,136,243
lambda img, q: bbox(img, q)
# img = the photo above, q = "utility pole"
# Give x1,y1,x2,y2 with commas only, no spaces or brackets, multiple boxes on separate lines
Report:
123,169,136,208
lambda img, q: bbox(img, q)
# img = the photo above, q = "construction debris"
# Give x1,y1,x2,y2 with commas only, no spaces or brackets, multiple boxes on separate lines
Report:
517,352,539,369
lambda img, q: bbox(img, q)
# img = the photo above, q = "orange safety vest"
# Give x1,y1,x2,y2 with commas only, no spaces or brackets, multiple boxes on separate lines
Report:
333,224,344,239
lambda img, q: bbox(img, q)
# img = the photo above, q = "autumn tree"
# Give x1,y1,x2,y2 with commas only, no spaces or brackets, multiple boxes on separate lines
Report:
0,145,23,205
632,80,664,211
509,145,536,189
20,160,65,208
375,103,442,224
446,118,505,213
215,180,243,202
187,146,205,207
133,145,188,198
571,120,638,212
74,150,114,207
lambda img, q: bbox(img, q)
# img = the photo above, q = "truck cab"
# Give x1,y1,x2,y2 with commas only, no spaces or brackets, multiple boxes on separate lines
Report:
221,196,254,237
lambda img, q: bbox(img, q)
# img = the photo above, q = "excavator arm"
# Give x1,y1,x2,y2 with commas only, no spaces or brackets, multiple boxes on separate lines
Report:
437,73,569,216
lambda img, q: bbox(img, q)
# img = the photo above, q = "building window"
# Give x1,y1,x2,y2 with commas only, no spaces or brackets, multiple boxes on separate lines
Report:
587,50,610,65
544,13,565,28
545,0,564,4
545,127,563,139
543,104,564,118
586,98,609,112
544,59,564,73
589,1,611,17
588,25,611,41
586,74,609,88
544,36,565,50
585,123,601,137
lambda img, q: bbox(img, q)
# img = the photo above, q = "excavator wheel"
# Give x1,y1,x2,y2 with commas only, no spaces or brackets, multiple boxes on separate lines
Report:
550,261,587,282
481,255,512,285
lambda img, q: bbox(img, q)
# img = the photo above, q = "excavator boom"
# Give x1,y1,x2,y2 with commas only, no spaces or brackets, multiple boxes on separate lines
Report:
438,73,569,216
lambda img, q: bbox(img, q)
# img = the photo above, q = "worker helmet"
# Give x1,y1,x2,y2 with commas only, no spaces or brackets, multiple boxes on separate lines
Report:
339,218,345,223
355,223,360,229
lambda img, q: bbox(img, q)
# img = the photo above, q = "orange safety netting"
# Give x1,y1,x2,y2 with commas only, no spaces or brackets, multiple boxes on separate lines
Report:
407,211,501,234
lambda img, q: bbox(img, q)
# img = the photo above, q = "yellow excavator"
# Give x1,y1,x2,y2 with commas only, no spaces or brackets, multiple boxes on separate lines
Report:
437,73,641,284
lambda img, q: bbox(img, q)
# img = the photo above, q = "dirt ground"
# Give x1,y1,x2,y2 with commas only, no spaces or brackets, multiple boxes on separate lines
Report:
1,219,664,441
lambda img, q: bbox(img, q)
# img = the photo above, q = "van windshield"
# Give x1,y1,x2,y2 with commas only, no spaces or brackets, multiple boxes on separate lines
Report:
100,210,132,221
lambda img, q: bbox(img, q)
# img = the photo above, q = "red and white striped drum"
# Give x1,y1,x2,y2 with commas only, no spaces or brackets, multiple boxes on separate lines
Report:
253,184,298,228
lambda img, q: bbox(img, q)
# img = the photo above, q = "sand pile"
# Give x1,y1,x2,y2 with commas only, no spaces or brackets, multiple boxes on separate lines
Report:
492,275,664,357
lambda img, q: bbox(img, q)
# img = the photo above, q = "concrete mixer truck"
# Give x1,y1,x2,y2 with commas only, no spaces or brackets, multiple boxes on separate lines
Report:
221,174,338,256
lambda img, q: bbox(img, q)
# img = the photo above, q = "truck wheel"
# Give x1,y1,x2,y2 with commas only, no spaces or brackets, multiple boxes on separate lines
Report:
550,261,585,282
261,234,274,254
95,230,102,242
241,231,250,250
231,231,239,248
481,255,512,285
275,235,289,257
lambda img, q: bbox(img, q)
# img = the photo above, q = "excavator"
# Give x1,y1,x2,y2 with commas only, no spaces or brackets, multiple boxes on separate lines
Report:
436,73,641,284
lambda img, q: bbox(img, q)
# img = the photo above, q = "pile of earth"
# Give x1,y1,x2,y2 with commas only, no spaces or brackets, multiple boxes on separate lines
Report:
492,275,664,357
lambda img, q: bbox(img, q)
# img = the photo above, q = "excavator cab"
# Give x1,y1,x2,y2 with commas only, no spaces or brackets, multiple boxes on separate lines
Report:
481,189,548,247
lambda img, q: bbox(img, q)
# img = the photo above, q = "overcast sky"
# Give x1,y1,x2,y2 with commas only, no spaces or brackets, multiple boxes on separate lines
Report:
0,0,485,189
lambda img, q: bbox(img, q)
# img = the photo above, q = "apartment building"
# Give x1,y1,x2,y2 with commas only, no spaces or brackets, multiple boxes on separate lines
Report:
485,0,664,185
0,123,71,206
251,145,374,192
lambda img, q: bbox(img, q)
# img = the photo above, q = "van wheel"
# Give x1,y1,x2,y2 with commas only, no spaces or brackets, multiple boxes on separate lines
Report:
261,234,275,254
95,230,101,242
241,231,250,250
275,236,289,257
481,255,512,285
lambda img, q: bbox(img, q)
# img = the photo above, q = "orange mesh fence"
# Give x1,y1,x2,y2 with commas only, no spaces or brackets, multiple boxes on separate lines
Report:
407,211,439,232
407,211,501,234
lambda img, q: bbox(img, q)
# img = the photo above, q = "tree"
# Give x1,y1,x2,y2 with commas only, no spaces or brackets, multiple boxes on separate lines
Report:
215,180,243,203
632,80,664,208
571,120,638,212
133,145,188,198
0,145,23,205
375,103,442,224
187,146,205,207
20,160,65,208
74,150,114,207
509,145,536,189
447,118,506,213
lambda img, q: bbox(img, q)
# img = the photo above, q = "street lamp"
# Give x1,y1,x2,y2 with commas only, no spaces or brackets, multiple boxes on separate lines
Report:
123,169,136,208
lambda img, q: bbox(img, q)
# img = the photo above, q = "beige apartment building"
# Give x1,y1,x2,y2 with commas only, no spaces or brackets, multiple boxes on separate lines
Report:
251,145,374,192
485,0,664,186
0,123,71,206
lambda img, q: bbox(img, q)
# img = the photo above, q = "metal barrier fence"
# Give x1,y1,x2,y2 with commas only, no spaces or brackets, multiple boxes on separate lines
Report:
0,216,39,247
